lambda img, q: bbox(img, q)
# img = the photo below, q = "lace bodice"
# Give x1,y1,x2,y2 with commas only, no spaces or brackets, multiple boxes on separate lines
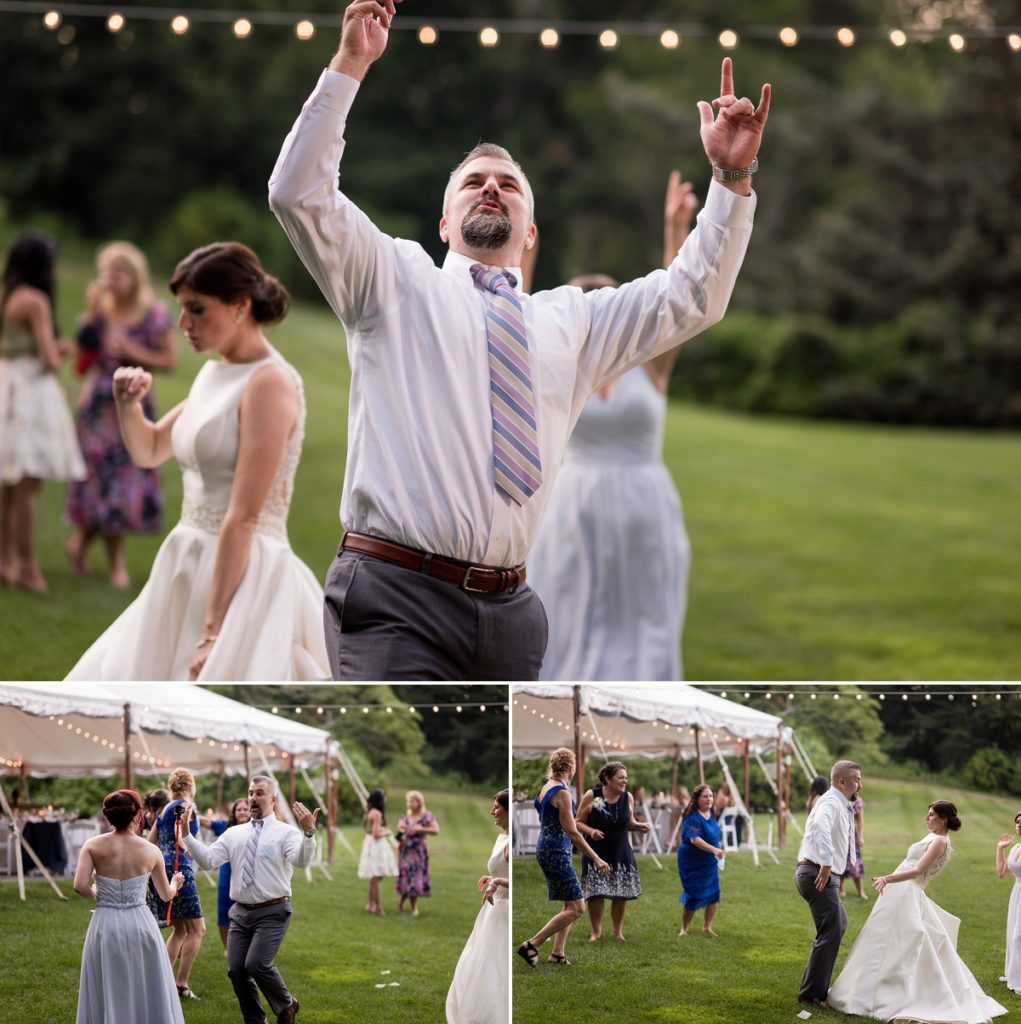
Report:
171,353,306,542
487,834,509,903
894,834,952,888
95,873,149,908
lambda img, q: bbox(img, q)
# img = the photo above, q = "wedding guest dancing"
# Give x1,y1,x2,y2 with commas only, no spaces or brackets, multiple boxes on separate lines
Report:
518,748,609,967
527,172,698,680
358,788,397,916
446,790,510,1024
576,761,651,941
66,241,177,588
74,789,186,1024
794,759,861,1008
269,0,769,680
148,768,205,1001
396,789,439,916
677,784,725,936
828,800,1007,1023
180,775,318,1024
996,810,1021,995
65,241,329,680
0,231,85,591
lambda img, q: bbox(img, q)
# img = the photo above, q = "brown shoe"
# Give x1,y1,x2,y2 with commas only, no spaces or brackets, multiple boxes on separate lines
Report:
277,998,299,1024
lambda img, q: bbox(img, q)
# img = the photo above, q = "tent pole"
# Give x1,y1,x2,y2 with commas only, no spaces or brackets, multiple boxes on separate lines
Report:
694,726,704,785
216,762,224,810
776,724,784,849
243,740,251,781
123,703,133,791
325,741,335,865
671,745,680,796
288,756,296,807
19,761,28,805
743,743,750,808
0,778,66,902
578,745,587,806
572,686,583,805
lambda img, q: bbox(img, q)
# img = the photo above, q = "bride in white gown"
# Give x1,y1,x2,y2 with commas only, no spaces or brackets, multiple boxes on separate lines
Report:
446,790,509,1024
74,789,186,1024
829,800,1007,1024
66,242,329,681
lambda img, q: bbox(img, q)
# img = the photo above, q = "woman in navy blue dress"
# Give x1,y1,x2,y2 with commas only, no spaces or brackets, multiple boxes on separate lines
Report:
208,797,249,949
677,784,725,936
518,748,609,968
148,768,205,1000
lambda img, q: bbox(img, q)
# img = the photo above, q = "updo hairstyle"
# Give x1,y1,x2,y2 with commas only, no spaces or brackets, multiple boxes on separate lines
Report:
170,241,289,325
494,789,509,810
167,767,195,798
929,800,961,832
103,789,143,831
598,761,627,786
547,747,575,780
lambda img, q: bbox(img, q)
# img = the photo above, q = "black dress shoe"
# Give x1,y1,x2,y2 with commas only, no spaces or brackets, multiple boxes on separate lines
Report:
277,997,299,1024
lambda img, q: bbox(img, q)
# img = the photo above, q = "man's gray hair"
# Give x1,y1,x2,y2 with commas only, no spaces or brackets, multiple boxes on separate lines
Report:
830,760,861,784
443,142,535,220
250,774,278,796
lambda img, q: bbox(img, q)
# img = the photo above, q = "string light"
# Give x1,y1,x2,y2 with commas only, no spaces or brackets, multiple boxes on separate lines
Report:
890,29,908,46
779,26,798,46
719,29,738,49
170,14,189,34
660,29,680,49
106,12,124,32
417,24,437,45
539,27,559,48
295,19,314,41
232,17,251,38
1009,33,1021,51
837,27,856,47
479,26,499,47
599,29,619,49
43,9,60,28
949,32,966,51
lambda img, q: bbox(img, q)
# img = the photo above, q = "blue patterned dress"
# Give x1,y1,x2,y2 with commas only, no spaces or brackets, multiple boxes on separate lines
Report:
534,784,583,902
677,811,722,911
210,819,235,927
396,811,435,898
150,799,203,921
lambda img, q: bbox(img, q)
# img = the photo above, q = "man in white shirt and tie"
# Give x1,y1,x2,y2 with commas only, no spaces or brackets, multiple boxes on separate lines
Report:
269,0,771,680
795,759,863,1008
181,775,318,1024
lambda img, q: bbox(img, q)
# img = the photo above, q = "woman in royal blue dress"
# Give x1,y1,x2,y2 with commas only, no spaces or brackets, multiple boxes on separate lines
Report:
677,783,725,936
148,768,205,1000
518,748,609,968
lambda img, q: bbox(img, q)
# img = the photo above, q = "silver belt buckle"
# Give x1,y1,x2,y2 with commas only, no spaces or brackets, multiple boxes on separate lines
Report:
462,565,490,593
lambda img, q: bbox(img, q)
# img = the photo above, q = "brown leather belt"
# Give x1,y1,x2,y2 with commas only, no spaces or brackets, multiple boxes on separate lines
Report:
797,860,820,868
341,532,526,595
236,895,290,910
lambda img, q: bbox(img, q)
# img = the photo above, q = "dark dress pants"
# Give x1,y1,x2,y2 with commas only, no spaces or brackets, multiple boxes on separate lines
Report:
323,549,548,681
795,865,847,1002
227,902,293,1024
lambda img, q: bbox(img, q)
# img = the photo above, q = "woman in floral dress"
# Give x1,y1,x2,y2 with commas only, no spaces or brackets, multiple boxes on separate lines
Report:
66,241,176,587
396,790,440,916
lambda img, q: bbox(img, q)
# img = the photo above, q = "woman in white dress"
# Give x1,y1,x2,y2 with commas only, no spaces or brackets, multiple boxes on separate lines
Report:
358,788,398,916
0,232,85,592
65,241,329,680
526,172,698,680
446,789,510,1024
74,788,186,1024
996,810,1021,994
828,800,1007,1024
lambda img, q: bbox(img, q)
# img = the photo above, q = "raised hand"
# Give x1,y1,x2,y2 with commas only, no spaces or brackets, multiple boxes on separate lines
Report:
999,834,1015,848
697,58,770,174
664,170,698,240
293,801,320,833
332,0,402,80
112,366,152,407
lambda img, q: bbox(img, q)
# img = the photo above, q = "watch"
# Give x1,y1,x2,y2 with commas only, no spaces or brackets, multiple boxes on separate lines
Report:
303,829,315,838
712,157,758,182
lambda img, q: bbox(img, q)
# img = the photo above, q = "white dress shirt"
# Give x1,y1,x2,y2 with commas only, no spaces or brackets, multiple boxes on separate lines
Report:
269,70,756,566
797,787,857,874
182,812,315,904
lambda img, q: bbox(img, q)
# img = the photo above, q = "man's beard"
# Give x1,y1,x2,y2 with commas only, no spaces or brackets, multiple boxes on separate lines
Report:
461,201,512,250
249,803,264,819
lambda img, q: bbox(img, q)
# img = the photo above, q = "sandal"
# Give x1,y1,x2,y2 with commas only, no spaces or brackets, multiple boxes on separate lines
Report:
177,986,200,1001
516,940,540,968
548,953,571,965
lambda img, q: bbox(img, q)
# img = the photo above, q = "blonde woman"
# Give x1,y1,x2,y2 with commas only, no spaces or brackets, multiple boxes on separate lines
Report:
66,241,177,587
518,748,609,967
396,789,440,915
148,768,205,1001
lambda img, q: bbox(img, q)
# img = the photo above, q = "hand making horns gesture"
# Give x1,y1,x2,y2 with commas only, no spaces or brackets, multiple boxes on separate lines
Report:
698,57,771,173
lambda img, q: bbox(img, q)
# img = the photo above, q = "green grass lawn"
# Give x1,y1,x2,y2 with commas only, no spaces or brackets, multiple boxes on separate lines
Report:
0,787,501,1024
1,255,1019,678
513,775,1021,1024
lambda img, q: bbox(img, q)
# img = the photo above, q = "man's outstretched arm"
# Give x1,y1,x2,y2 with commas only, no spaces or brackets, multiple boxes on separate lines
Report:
329,0,400,80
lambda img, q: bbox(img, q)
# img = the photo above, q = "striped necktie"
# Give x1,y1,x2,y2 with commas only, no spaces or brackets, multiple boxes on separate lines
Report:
470,263,542,505
240,819,263,887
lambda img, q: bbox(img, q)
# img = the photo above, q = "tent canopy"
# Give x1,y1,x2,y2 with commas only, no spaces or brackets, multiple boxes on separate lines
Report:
0,683,333,779
512,684,789,760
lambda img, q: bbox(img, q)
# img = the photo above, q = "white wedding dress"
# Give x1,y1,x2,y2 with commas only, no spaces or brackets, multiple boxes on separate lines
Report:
829,834,1007,1023
1004,843,1021,994
66,353,330,680
77,874,185,1024
445,832,509,1024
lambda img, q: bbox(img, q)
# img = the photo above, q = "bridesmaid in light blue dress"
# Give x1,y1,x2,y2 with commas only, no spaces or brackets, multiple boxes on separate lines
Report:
74,789,186,1024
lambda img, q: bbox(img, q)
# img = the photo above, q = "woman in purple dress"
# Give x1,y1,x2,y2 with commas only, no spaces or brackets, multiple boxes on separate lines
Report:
65,241,176,588
396,790,440,916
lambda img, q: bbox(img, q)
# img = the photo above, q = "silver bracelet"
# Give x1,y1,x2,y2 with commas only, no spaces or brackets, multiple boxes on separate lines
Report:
195,635,218,649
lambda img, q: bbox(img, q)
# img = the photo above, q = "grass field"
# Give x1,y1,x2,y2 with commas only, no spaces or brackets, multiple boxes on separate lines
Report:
0,787,501,1024
1,256,1020,678
512,775,1021,1024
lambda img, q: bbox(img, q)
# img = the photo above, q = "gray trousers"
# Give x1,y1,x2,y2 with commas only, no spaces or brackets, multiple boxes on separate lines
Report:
795,866,847,1002
323,548,548,680
227,902,293,1024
